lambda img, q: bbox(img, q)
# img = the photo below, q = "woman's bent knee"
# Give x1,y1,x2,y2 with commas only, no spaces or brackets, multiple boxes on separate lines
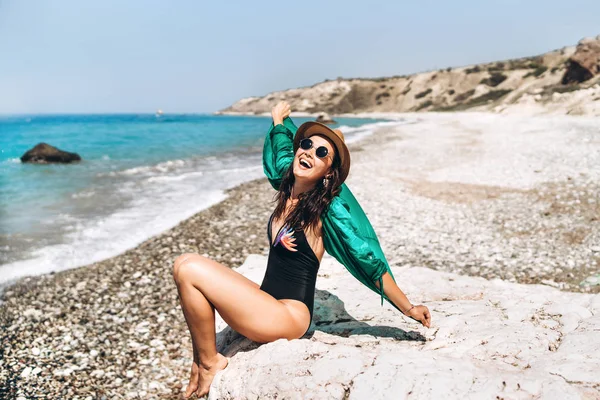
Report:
173,253,200,282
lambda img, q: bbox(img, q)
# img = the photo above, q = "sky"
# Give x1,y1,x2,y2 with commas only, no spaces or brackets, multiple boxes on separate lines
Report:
0,0,599,114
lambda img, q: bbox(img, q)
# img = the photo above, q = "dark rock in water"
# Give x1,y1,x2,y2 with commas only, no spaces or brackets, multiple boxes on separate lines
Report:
20,143,82,164
315,112,336,124
562,36,600,84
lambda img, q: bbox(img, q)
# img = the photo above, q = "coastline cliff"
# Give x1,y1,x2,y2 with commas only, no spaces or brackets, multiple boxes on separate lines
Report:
218,35,600,117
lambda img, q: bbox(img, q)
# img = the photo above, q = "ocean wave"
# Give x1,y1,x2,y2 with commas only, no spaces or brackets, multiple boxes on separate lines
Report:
97,159,188,177
122,159,187,175
146,171,203,183
338,120,410,144
144,165,261,184
71,190,96,199
0,116,396,291
213,165,263,174
0,161,266,289
0,187,223,289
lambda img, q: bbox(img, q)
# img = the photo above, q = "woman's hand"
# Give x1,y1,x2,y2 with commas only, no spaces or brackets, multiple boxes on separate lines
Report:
405,305,431,328
373,272,431,328
271,101,291,126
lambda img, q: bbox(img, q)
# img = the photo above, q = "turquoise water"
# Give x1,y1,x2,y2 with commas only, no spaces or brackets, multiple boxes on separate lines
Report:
0,114,392,288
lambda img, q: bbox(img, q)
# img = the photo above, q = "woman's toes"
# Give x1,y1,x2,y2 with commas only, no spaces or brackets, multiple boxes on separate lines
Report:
184,362,199,399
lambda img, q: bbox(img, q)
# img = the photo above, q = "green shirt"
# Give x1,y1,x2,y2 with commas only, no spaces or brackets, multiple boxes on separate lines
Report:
262,117,402,314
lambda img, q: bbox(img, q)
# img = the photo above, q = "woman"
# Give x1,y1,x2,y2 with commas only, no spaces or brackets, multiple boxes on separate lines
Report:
172,101,431,399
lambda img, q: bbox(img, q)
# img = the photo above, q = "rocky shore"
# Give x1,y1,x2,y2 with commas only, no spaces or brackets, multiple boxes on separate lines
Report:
0,176,277,399
1,112,599,399
209,253,600,399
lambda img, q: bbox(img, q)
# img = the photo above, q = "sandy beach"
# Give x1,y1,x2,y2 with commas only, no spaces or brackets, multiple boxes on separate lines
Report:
1,112,599,399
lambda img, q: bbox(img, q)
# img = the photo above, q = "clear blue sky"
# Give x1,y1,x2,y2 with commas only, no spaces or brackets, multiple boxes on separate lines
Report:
1,0,598,114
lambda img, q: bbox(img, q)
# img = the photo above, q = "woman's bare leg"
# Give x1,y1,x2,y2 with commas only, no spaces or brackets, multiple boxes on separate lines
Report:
172,253,308,398
173,254,225,398
174,253,220,364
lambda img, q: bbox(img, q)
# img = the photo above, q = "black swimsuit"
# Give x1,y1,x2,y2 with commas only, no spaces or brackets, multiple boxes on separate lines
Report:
259,212,320,334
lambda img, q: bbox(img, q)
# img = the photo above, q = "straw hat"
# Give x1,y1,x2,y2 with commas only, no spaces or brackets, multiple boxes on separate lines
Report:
293,121,351,184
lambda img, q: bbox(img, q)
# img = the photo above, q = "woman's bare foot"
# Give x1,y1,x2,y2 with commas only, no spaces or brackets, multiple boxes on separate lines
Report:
186,353,229,399
183,360,200,399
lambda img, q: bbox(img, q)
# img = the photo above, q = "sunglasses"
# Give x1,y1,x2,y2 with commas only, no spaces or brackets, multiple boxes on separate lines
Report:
299,138,330,159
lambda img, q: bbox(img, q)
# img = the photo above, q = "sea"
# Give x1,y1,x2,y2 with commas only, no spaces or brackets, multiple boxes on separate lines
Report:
0,113,397,292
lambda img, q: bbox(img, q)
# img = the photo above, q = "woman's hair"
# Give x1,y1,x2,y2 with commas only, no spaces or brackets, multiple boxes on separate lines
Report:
272,148,343,236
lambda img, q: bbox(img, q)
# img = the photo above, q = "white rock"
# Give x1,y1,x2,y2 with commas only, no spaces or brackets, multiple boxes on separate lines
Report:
150,339,165,349
20,367,32,378
23,308,42,319
148,381,161,390
90,369,105,378
206,254,599,399
585,275,599,284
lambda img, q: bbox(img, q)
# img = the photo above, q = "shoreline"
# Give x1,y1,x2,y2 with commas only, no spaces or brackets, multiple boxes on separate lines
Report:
1,113,598,398
0,116,392,296
0,176,281,399
0,122,391,398
0,115,391,300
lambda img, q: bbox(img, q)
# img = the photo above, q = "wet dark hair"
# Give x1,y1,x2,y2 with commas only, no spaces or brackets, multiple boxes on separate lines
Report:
271,139,343,236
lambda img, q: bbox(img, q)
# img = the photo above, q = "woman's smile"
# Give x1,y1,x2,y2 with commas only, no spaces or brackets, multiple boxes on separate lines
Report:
298,156,312,169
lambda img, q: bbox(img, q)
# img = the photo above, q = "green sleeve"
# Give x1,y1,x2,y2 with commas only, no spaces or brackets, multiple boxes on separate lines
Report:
323,193,402,313
262,117,299,190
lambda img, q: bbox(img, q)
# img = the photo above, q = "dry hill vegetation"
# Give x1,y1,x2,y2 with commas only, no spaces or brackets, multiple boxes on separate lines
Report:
219,36,600,116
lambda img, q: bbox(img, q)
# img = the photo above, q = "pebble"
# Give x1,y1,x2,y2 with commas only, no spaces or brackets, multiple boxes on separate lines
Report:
581,274,600,286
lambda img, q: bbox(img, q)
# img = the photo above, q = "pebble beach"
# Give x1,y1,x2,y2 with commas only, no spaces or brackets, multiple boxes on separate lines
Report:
1,112,599,399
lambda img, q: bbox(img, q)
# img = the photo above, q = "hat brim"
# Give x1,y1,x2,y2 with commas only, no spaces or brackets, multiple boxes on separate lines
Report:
293,121,351,184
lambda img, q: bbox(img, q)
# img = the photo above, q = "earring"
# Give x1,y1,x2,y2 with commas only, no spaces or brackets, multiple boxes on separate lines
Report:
323,176,330,186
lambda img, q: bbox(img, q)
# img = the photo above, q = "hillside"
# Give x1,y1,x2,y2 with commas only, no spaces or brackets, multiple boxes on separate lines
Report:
217,35,600,116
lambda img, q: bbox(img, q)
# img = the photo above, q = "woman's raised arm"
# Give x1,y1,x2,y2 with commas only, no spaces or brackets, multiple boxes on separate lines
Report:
262,101,297,190
271,101,290,126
